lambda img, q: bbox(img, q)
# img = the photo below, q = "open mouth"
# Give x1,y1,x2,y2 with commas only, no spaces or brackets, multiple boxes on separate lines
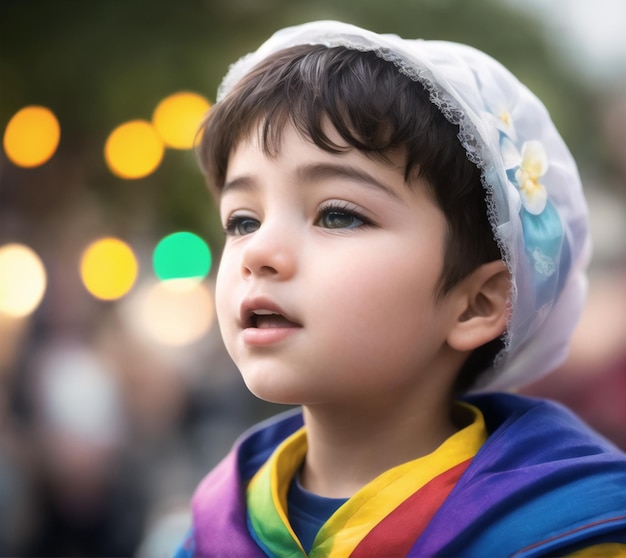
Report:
249,309,300,329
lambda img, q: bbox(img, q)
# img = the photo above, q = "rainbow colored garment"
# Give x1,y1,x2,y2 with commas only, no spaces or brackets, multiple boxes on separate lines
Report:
246,402,485,556
178,393,626,557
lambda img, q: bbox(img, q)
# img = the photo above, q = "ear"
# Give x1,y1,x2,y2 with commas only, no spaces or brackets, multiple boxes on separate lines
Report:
447,260,510,352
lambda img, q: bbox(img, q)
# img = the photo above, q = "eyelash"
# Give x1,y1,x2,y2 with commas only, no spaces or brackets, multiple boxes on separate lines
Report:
223,214,260,236
316,201,373,230
222,201,373,236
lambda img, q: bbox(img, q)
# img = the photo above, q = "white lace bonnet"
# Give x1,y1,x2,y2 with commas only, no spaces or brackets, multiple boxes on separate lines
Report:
214,20,592,391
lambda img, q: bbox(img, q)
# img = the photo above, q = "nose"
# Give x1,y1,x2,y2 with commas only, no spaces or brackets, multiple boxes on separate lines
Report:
240,222,297,280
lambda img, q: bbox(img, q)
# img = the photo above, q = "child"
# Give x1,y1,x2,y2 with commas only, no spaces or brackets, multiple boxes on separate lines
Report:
176,21,626,557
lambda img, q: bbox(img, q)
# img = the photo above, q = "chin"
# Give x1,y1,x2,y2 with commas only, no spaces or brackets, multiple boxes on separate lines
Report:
242,374,307,406
247,387,305,406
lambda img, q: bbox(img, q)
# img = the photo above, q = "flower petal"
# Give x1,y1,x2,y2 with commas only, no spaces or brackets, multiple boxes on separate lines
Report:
501,135,522,170
519,179,548,215
521,141,548,179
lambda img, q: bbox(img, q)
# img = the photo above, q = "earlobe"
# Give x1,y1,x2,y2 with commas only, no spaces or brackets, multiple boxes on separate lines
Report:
447,260,511,352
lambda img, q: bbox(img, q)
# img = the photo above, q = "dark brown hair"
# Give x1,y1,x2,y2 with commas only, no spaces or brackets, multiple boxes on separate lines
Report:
198,45,503,392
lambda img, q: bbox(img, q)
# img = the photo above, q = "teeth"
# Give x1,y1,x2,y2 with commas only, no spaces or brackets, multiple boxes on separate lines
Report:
252,309,279,316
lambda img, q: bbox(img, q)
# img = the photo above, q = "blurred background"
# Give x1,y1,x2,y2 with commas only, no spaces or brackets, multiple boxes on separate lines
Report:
1,0,625,556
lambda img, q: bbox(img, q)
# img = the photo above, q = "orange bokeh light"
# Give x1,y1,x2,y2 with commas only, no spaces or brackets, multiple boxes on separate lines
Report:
104,120,164,179
152,92,210,149
80,238,139,300
3,106,61,167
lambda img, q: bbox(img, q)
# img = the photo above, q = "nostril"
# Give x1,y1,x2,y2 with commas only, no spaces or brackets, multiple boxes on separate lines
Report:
241,264,278,278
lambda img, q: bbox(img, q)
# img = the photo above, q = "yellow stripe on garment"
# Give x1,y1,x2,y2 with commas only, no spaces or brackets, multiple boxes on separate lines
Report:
566,543,626,557
310,402,487,558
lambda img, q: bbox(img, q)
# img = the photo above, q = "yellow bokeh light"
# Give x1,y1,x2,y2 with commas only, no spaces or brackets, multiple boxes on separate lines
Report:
0,243,47,317
104,120,164,179
3,106,61,167
80,238,138,300
152,92,210,149
128,279,214,346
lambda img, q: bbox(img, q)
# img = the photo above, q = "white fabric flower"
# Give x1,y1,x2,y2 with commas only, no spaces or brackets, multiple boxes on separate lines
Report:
479,72,520,142
515,141,548,215
501,138,548,215
485,105,516,141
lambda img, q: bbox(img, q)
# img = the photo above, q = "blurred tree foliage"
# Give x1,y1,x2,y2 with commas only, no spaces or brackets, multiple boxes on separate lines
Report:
0,0,596,260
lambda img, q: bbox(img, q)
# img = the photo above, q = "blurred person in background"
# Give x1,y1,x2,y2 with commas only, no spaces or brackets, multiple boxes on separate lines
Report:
11,338,147,556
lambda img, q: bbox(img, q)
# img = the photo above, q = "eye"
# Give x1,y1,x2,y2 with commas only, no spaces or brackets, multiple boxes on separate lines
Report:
316,203,370,230
224,215,260,236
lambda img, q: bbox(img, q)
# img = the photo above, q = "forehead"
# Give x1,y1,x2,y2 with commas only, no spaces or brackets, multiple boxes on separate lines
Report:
222,122,429,211
225,118,408,185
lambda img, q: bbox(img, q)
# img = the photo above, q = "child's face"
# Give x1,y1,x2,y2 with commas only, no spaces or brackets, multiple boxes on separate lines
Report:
215,123,461,407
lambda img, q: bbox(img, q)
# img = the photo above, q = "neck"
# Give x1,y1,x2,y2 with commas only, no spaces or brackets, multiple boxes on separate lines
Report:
299,390,459,498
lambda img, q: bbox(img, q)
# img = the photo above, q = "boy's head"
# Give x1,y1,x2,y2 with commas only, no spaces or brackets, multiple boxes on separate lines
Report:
200,44,502,393
198,21,591,393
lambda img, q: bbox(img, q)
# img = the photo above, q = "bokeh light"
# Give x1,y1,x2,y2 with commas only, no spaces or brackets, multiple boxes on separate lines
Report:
0,243,47,317
3,105,61,167
104,120,164,179
153,232,211,282
152,92,210,149
129,279,215,346
80,238,139,300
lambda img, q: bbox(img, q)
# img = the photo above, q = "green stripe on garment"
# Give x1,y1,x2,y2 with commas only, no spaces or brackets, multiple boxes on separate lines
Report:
247,428,308,558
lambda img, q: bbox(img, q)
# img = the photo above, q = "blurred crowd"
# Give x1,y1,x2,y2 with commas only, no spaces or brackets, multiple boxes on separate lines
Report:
0,285,283,556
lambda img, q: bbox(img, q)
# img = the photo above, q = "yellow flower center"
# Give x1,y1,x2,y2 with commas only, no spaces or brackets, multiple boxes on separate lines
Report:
499,111,512,128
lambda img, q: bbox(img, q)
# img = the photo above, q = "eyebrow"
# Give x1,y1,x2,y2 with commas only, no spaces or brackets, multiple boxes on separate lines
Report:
222,175,255,193
222,162,400,199
295,162,400,199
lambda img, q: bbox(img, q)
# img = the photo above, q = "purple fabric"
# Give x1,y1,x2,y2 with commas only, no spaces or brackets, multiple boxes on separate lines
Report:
192,409,303,557
191,450,264,557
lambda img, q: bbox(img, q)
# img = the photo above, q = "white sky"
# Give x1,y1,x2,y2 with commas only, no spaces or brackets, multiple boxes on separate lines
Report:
504,0,626,84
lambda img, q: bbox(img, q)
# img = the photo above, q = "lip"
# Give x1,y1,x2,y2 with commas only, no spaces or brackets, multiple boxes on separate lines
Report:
239,296,302,346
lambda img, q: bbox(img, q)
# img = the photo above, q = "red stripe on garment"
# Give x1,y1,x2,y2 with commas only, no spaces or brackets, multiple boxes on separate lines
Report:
350,458,472,557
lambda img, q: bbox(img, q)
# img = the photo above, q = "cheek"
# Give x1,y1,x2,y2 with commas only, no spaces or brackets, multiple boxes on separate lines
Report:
314,250,442,346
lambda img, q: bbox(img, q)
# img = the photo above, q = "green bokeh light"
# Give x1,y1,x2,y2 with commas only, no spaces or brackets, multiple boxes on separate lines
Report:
153,232,211,281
